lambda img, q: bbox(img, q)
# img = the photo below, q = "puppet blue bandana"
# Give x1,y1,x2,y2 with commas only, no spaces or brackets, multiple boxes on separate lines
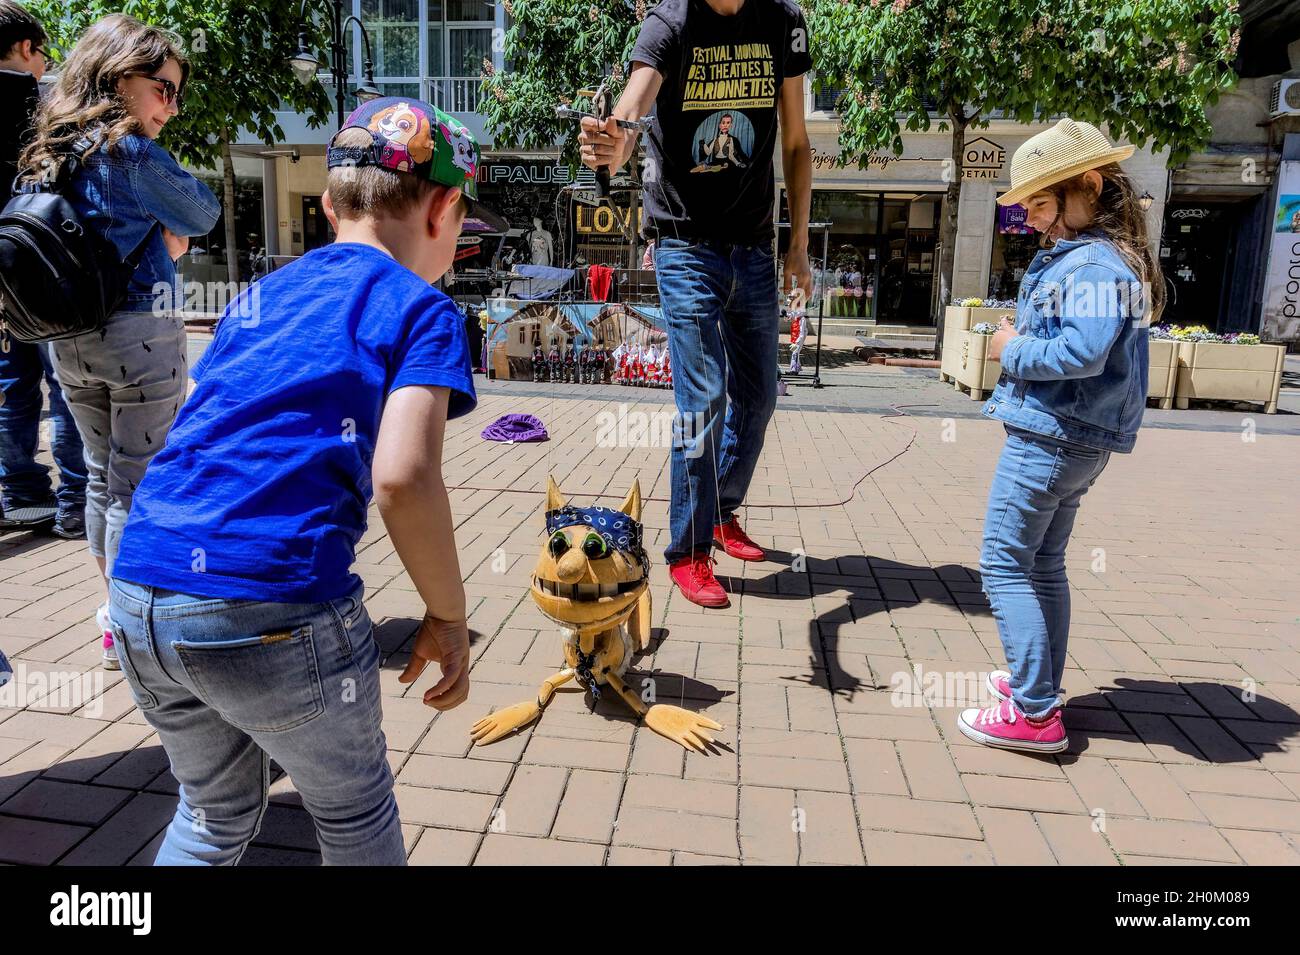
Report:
545,505,648,575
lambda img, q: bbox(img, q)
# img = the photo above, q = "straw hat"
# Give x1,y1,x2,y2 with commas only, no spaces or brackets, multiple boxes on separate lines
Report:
996,118,1135,207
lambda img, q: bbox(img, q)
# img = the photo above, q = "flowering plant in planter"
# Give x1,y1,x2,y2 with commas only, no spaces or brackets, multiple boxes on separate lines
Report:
952,296,1017,309
971,322,998,335
1151,324,1264,345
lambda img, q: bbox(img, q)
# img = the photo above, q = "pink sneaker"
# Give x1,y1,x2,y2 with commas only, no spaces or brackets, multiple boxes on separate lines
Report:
987,670,1012,703
957,699,1067,753
97,603,120,671
986,670,1064,710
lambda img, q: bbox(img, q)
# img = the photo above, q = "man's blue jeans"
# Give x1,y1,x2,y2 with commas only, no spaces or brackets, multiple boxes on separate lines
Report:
108,577,405,865
0,340,87,511
654,237,778,563
980,426,1111,718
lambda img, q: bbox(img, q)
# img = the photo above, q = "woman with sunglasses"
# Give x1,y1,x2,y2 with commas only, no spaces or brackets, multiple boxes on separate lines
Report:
18,13,219,669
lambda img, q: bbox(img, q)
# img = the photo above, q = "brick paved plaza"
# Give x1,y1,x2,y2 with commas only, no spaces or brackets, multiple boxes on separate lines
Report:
2,346,1298,865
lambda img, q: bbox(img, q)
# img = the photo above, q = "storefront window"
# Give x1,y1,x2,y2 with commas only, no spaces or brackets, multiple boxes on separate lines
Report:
988,198,1039,301
778,190,940,325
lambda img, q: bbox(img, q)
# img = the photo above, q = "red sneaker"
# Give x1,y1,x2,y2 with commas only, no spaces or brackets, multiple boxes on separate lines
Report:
712,517,765,561
670,554,730,608
957,699,1068,754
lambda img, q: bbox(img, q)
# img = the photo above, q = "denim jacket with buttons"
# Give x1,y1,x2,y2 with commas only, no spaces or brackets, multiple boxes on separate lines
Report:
982,232,1149,453
67,133,221,311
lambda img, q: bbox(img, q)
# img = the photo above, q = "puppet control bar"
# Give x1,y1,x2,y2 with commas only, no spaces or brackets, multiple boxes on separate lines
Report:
555,81,653,203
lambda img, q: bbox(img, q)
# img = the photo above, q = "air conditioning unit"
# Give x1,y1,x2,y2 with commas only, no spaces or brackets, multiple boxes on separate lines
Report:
1270,78,1300,117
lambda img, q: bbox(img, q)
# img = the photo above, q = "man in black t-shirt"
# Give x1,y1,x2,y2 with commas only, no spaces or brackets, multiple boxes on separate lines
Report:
579,0,812,608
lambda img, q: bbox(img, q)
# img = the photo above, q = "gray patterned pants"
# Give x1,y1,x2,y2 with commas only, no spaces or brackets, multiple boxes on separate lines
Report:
51,310,188,575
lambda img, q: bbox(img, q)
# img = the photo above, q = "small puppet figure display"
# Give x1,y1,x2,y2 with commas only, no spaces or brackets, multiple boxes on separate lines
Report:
629,342,644,386
546,339,561,381
611,339,626,384
787,285,808,374
578,340,593,384
601,340,614,384
531,341,546,382
562,341,577,383
471,477,723,752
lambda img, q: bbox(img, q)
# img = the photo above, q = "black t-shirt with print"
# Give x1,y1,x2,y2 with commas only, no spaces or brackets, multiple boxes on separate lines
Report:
631,0,812,245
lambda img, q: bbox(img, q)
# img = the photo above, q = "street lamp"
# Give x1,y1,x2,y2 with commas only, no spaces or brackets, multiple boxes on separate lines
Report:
1138,191,1155,212
290,0,383,128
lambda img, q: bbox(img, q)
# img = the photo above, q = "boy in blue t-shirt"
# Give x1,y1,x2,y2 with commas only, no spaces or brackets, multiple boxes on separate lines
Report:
106,97,508,866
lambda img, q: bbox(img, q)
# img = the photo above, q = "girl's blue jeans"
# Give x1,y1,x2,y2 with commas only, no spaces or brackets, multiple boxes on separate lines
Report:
108,577,405,865
980,426,1111,718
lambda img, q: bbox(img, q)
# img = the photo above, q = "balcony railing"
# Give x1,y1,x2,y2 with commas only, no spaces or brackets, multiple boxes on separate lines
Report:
425,76,483,114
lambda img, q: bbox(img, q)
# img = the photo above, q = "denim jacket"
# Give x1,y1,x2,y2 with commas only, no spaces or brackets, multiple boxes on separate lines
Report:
982,232,1149,453
67,133,221,310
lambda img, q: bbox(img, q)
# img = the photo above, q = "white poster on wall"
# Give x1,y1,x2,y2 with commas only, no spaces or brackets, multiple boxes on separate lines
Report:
1262,159,1300,341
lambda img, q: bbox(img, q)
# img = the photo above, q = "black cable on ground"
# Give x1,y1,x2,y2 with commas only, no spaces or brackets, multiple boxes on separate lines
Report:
448,403,936,509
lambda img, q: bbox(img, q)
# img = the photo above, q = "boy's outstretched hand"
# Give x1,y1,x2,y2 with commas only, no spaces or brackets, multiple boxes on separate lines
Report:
399,614,470,710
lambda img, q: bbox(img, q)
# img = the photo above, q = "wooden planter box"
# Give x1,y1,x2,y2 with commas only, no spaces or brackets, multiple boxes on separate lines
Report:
941,305,1014,383
1147,338,1179,410
953,330,1002,400
1174,341,1285,413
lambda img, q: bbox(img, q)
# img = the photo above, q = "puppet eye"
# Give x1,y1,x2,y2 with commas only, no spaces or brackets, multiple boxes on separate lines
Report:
582,532,608,559
549,531,569,557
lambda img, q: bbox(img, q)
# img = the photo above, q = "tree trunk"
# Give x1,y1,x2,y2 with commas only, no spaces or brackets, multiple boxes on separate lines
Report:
221,134,239,287
934,109,968,361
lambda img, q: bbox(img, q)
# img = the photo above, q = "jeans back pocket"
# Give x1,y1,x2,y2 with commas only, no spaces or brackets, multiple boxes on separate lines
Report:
174,625,325,733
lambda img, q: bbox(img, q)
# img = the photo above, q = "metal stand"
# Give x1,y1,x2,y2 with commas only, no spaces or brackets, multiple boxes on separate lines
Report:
777,220,831,389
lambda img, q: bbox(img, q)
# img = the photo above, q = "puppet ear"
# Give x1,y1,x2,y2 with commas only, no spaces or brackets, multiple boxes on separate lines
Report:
619,479,642,523
546,475,566,512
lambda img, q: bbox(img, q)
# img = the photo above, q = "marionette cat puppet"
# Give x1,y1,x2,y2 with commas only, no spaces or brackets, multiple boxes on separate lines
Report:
471,477,723,752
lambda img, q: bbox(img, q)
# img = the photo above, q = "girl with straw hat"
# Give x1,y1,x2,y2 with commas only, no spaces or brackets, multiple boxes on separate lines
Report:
957,118,1165,754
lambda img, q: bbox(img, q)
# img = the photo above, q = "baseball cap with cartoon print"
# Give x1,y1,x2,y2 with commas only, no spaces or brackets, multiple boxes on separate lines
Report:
326,96,509,234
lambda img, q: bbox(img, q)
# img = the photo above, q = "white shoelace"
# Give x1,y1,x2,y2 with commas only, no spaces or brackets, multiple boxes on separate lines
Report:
977,701,1016,726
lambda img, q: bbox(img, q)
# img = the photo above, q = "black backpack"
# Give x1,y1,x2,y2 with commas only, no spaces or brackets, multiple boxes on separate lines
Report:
0,137,159,346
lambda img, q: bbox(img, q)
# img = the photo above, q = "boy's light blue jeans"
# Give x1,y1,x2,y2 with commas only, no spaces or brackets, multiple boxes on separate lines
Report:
980,426,1111,719
653,237,778,563
108,577,405,865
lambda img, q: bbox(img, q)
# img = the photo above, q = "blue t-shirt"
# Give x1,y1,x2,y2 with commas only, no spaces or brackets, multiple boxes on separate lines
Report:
112,242,476,603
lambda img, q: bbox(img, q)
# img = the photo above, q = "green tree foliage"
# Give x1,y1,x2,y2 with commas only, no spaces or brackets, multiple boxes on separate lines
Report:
806,0,1242,337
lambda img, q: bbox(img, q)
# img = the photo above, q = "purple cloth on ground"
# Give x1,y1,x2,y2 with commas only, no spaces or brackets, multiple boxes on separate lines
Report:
481,413,548,443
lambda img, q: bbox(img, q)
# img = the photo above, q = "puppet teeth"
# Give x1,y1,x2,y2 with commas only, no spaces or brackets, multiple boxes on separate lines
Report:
599,582,618,598
577,583,600,600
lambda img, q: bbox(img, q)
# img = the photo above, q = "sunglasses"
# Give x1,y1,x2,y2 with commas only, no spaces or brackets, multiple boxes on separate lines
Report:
125,72,182,108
